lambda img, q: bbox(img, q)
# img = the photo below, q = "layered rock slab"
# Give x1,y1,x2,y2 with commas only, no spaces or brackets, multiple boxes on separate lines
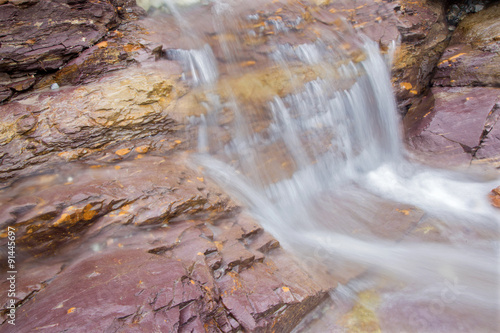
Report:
404,3,500,167
405,86,499,166
0,155,330,332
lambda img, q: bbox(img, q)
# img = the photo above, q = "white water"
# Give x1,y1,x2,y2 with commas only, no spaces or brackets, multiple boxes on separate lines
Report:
159,0,500,331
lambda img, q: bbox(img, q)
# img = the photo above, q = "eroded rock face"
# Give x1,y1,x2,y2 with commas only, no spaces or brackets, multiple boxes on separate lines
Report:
0,0,147,102
0,155,329,332
404,3,500,167
0,0,119,73
433,2,500,87
391,0,451,113
405,87,499,166
0,66,188,185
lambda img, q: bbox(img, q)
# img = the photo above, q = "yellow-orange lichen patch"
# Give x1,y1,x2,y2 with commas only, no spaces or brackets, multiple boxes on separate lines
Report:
240,61,256,67
400,82,412,90
115,148,131,156
113,30,124,38
214,241,223,251
135,145,149,154
83,204,97,221
395,208,410,216
123,44,143,52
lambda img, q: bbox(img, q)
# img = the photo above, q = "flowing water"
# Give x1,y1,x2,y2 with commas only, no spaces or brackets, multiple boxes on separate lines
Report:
153,0,499,331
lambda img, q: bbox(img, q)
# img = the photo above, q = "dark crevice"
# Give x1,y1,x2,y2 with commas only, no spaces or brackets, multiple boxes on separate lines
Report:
472,103,500,157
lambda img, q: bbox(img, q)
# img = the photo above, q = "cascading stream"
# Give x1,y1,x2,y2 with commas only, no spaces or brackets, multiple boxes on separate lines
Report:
158,0,499,331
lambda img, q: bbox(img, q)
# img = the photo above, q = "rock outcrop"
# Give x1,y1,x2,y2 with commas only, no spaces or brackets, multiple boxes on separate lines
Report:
0,66,189,185
0,0,498,331
0,2,346,330
0,155,331,332
404,2,500,167
0,0,146,102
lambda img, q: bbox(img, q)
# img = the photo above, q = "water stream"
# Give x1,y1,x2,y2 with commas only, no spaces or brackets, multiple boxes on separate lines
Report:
156,0,499,331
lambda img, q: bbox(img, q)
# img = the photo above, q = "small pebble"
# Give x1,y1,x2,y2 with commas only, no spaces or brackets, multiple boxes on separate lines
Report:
51,83,60,90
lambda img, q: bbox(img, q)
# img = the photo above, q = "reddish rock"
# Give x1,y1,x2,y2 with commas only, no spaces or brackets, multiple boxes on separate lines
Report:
0,66,186,185
307,0,452,114
404,3,500,167
110,0,147,21
0,0,119,74
391,0,451,113
474,103,500,163
0,157,329,333
433,2,500,88
404,87,499,166
0,87,11,102
8,77,35,92
0,155,235,255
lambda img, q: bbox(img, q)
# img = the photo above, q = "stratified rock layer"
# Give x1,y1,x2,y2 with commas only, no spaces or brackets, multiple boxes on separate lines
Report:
0,0,147,102
0,0,118,74
404,3,500,167
0,155,329,332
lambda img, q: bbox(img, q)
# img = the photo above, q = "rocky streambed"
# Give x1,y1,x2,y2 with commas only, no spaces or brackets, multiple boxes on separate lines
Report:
0,0,499,332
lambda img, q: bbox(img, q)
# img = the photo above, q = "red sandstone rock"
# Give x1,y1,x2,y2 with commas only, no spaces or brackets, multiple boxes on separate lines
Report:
0,156,328,332
0,0,119,74
433,3,500,88
404,87,499,166
404,3,500,167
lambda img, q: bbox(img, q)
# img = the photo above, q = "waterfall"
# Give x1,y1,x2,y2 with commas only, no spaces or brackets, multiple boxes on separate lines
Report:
158,0,500,331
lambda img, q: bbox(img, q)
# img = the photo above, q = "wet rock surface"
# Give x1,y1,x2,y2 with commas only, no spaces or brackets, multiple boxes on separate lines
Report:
0,0,118,74
404,2,500,168
0,65,188,186
389,0,452,113
0,0,498,331
405,86,499,166
0,0,146,102
0,155,329,332
433,2,500,88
